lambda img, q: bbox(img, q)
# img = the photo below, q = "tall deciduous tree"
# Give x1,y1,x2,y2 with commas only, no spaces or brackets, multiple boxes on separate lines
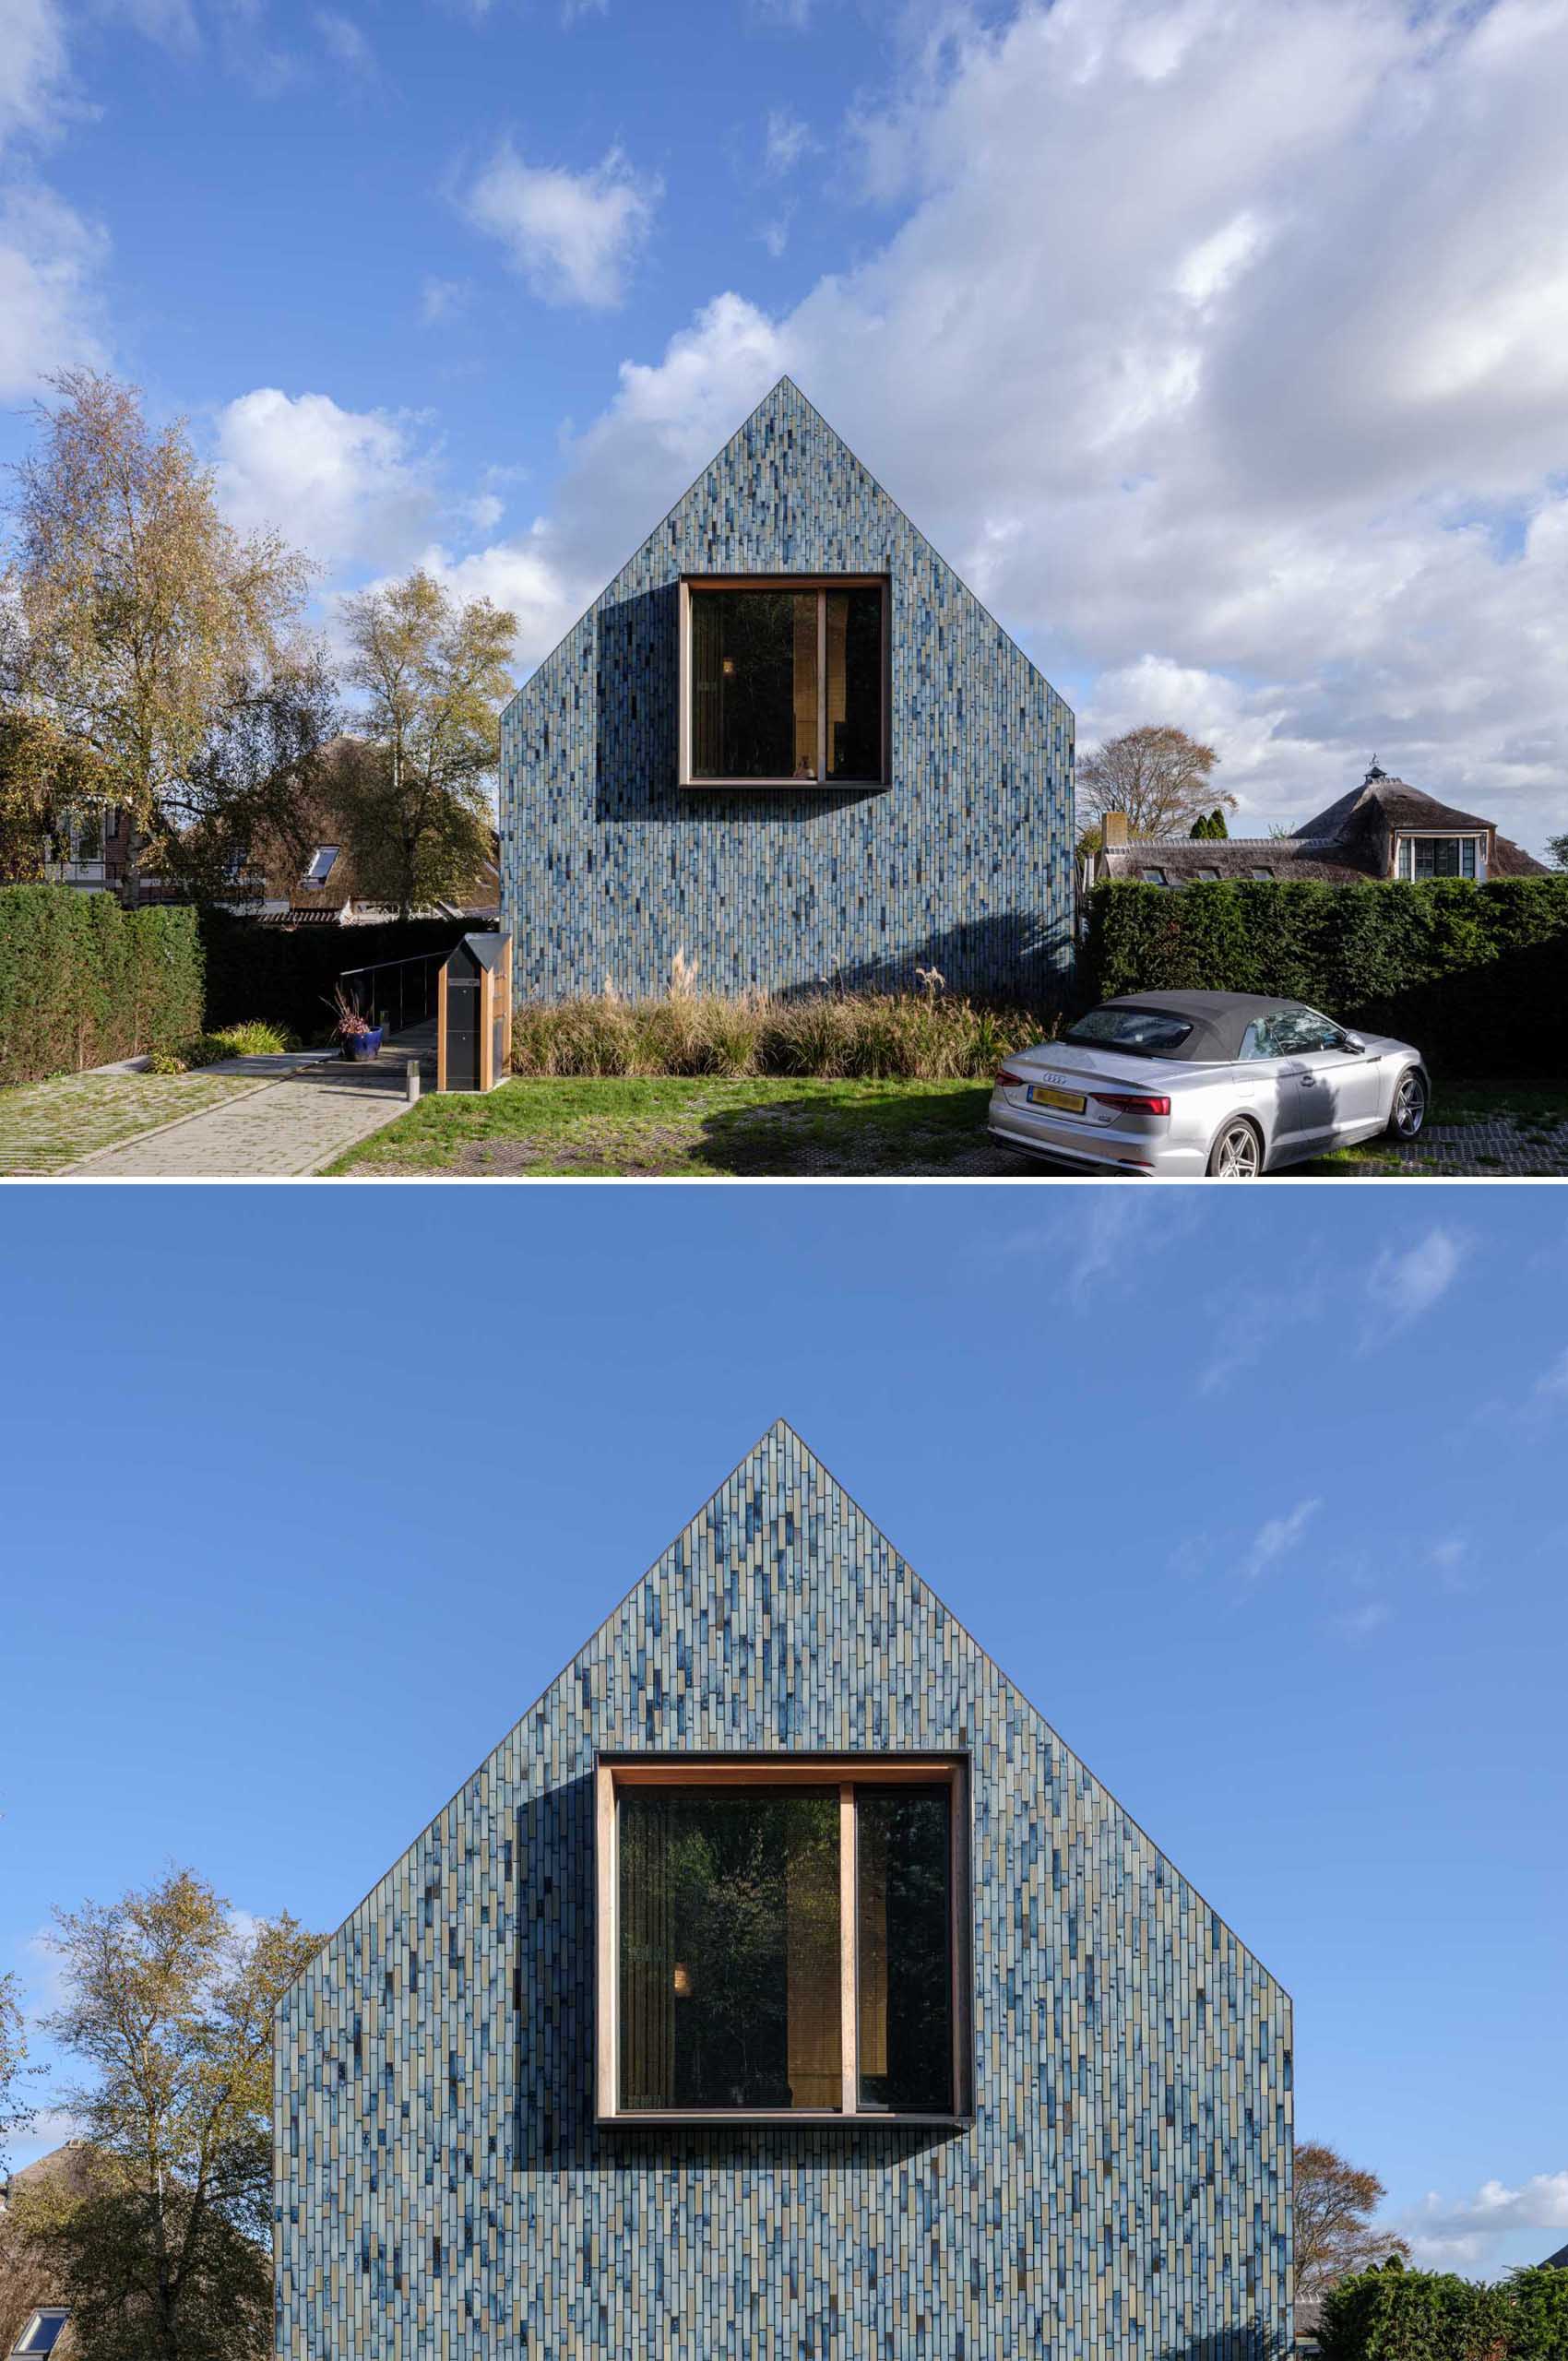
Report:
1294,2142,1411,2297
27,1868,320,2361
1077,724,1236,838
1548,830,1568,871
4,371,315,903
0,1969,34,2175
339,568,516,919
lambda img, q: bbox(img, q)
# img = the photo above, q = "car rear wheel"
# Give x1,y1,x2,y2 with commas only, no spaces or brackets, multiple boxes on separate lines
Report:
1207,1117,1263,1178
1387,1068,1427,1140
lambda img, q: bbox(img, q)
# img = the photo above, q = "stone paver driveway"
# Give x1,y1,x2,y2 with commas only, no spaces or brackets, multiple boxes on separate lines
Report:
66,1034,430,1177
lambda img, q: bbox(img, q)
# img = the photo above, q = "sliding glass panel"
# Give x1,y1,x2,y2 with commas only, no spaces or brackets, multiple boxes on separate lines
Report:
689,591,819,780
618,1787,840,2110
826,587,883,780
856,1786,952,2113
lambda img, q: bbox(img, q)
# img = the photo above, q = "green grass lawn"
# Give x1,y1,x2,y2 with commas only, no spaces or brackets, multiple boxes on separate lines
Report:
328,1071,1568,1180
327,1075,1021,1178
0,1069,267,1175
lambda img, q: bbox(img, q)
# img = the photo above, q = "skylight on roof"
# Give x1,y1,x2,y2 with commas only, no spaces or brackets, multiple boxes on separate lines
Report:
14,2311,69,2355
302,846,339,884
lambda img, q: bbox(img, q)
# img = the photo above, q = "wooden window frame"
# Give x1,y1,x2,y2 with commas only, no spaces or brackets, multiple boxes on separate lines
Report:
677,575,892,791
594,1750,973,2129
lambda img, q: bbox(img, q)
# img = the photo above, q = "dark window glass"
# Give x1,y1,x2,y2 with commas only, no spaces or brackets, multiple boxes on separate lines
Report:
690,591,818,780
1412,836,1476,879
856,1786,952,2114
618,1788,840,2111
826,587,883,779
1065,1006,1194,1056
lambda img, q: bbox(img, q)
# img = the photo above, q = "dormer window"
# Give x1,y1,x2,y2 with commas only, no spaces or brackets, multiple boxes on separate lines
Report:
1194,866,1220,882
1396,835,1484,881
1140,867,1168,885
303,846,339,886
680,578,887,788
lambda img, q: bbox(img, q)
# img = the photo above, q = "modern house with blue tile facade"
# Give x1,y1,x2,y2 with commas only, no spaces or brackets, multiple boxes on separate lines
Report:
274,1423,1291,2360
498,381,1075,1003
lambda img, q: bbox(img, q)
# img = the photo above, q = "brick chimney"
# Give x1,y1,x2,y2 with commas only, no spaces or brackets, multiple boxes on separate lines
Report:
1102,811,1130,848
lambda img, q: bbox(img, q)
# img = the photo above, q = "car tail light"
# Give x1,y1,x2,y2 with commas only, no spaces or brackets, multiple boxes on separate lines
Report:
1090,1091,1171,1117
995,1068,1028,1087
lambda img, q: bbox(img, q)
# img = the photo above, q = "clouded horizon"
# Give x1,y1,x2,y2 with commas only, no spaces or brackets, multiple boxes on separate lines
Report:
3,0,1566,856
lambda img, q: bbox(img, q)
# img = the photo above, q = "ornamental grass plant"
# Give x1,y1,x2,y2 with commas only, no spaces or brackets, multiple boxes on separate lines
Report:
508,989,1050,1082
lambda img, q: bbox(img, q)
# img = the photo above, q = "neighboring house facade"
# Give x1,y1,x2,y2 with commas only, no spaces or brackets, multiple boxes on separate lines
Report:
1086,765,1548,893
0,2148,86,2359
499,379,1075,1003
274,1422,1292,2361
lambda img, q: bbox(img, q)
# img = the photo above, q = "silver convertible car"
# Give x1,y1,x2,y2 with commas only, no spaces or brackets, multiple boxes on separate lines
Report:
988,991,1429,1177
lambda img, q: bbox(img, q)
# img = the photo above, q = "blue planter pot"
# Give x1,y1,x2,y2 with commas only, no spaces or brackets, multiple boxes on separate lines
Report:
344,1027,384,1062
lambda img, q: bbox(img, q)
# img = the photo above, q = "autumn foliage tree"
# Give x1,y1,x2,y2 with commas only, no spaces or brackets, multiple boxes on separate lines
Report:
1294,2142,1412,2297
1077,723,1237,839
19,1867,322,2361
3,371,325,903
339,568,516,919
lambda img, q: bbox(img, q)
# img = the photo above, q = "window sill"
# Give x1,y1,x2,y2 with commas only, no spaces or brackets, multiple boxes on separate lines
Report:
679,777,890,792
597,2110,970,2130
680,793,887,802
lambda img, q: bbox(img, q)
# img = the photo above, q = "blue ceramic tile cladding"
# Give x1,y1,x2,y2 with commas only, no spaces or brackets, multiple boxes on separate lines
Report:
275,1422,1292,2360
497,380,1076,1001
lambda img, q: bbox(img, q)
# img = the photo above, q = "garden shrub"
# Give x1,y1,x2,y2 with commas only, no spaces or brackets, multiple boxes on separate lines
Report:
1503,2266,1568,2361
0,884,202,1086
1316,2261,1549,2361
507,991,1051,1081
1083,876,1568,1076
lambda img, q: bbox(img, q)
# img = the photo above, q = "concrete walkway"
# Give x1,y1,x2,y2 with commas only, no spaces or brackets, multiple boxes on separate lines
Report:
66,1024,435,1178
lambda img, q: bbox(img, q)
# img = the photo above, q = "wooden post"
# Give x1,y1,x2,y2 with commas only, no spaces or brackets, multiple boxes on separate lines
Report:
435,962,448,1094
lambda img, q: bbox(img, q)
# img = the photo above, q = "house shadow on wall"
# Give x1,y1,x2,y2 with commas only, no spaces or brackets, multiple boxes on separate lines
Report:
512,1776,957,2181
815,913,1076,1007
592,590,879,829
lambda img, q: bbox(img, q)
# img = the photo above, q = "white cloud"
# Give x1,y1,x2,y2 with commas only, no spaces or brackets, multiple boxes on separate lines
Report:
213,387,442,568
462,140,659,310
764,107,814,174
1402,2171,1568,2268
519,0,1568,855
758,209,793,259
421,274,471,325
1367,1228,1465,1329
314,8,374,75
1241,1497,1320,1582
1536,1347,1568,1400
994,1192,1204,1305
1330,1598,1391,1643
0,0,71,160
561,0,606,18
0,184,107,395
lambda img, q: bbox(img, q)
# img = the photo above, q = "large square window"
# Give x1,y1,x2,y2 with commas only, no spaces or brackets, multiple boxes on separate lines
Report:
680,579,887,788
596,1755,968,2123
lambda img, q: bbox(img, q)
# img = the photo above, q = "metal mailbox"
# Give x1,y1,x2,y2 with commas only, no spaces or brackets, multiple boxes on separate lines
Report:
436,931,512,1093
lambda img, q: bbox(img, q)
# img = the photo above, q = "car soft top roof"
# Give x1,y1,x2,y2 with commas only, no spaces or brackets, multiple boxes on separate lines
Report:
1092,991,1316,1062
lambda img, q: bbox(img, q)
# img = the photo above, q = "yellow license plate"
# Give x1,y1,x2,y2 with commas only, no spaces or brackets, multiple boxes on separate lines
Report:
1028,1084,1086,1114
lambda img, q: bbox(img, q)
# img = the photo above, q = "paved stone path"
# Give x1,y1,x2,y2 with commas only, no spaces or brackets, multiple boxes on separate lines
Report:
66,1025,434,1178
1335,1116,1568,1177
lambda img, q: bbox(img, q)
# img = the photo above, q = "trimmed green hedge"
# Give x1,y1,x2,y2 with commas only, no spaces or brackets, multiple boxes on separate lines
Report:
1317,2262,1565,2360
197,910,474,1043
0,884,203,1087
1083,876,1568,1076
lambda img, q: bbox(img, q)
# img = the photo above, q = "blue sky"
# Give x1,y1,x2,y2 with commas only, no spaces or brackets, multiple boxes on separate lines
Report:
4,0,1568,854
4,1181,1566,2275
